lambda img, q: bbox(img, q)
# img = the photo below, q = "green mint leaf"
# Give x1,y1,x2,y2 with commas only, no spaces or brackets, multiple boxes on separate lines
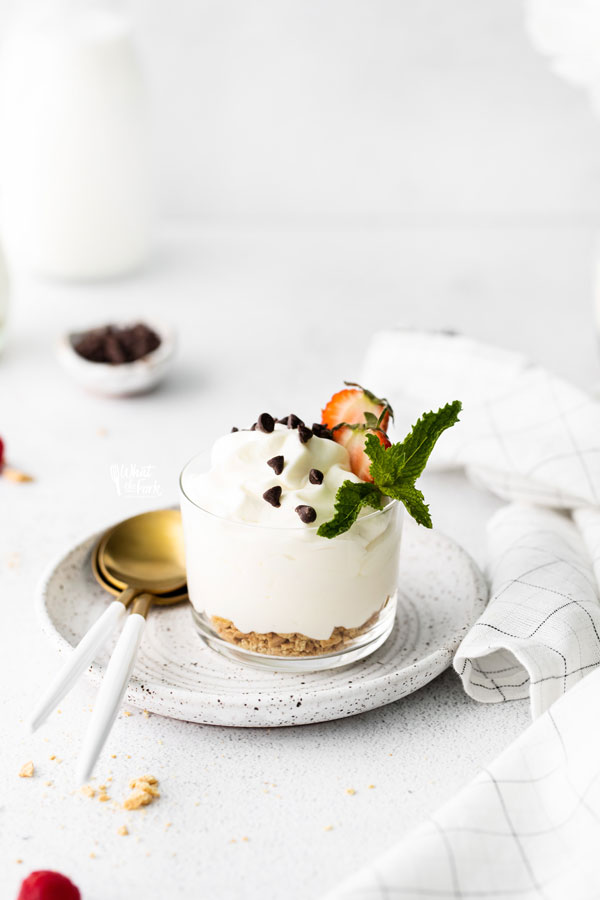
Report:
317,481,383,539
364,400,462,529
364,433,406,493
383,483,432,528
388,400,462,483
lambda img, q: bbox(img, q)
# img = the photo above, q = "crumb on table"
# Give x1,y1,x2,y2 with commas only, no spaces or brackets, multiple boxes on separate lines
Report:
123,775,160,810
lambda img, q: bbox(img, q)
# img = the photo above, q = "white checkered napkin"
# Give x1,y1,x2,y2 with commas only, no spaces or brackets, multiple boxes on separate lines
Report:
322,665,600,900
454,504,600,719
362,329,600,508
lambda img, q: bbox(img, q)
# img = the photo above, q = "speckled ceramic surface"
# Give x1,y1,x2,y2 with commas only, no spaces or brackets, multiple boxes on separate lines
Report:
36,520,487,727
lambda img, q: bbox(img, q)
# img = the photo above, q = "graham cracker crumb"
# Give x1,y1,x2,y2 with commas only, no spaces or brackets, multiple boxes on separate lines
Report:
98,792,110,803
324,825,334,832
346,788,356,796
2,466,34,483
81,785,96,798
123,775,160,810
19,761,34,778
211,606,383,657
16,859,23,864
124,790,153,810
129,774,158,788
49,755,56,760
45,781,53,787
111,754,117,759
118,825,129,836
123,710,132,717
143,709,150,718
89,852,96,859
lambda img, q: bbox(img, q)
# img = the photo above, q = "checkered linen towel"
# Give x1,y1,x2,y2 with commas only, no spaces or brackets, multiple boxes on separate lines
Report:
362,329,600,719
324,664,600,900
319,331,600,900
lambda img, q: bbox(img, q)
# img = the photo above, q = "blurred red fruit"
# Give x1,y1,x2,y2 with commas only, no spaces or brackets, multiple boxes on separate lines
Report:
17,870,80,900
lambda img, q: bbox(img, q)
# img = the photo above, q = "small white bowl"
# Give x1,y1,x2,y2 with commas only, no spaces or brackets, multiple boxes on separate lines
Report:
57,319,177,397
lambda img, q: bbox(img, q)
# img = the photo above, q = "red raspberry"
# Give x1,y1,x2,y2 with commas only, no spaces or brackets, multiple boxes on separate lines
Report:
0,436,4,469
17,871,81,900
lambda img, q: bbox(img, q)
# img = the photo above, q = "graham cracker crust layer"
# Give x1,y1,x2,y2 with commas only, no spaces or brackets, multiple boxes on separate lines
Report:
211,607,384,657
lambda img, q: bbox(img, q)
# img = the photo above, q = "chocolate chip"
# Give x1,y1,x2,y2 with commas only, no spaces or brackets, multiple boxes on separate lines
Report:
295,504,317,524
231,427,239,433
257,412,275,433
263,486,282,507
267,455,284,476
312,422,334,440
250,423,257,431
298,424,313,444
286,414,304,429
309,468,323,485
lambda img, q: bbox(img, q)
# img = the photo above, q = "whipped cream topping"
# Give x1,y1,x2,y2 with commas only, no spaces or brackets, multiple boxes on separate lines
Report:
185,424,363,527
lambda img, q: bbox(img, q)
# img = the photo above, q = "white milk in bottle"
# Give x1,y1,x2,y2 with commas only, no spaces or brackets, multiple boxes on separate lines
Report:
0,2,152,280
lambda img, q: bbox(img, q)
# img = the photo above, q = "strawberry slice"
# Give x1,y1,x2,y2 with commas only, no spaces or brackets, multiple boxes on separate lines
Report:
321,383,392,433
334,426,391,482
17,871,81,900
321,383,393,482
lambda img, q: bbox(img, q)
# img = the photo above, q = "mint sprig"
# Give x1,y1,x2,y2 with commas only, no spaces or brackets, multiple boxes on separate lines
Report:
316,481,383,539
317,400,462,538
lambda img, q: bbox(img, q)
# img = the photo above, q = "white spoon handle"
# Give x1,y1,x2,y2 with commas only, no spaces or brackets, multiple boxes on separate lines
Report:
29,599,128,733
77,612,146,784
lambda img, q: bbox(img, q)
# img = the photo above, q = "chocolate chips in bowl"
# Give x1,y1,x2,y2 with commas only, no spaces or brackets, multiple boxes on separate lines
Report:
74,323,161,365
57,320,176,396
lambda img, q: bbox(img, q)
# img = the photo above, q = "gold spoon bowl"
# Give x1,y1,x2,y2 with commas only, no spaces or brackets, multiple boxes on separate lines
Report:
97,508,187,599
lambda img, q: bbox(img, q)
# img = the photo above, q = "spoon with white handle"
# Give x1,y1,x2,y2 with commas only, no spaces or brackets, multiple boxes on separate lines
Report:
29,510,186,741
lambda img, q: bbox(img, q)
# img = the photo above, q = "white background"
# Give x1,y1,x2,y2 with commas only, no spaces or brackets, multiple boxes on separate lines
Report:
2,0,600,225
136,0,600,224
2,2,600,900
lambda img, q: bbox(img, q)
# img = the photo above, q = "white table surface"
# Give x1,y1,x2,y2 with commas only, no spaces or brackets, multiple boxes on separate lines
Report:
1,222,598,900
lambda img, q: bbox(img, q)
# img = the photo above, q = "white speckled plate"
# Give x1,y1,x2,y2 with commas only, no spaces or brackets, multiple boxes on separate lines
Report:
36,520,487,727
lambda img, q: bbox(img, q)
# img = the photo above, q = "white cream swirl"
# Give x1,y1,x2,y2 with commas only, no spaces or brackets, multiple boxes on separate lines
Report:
186,423,363,526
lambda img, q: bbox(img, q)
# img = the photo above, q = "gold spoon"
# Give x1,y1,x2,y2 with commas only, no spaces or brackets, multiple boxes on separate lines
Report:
30,510,187,772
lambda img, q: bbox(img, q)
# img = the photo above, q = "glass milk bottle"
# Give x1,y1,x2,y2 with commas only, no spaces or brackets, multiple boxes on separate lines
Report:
0,1,152,281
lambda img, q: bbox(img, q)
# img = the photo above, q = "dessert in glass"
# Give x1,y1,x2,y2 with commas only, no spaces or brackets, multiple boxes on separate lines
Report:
179,384,461,672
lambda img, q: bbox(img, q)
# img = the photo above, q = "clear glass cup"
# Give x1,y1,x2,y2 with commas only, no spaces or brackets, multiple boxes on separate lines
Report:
179,451,403,672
